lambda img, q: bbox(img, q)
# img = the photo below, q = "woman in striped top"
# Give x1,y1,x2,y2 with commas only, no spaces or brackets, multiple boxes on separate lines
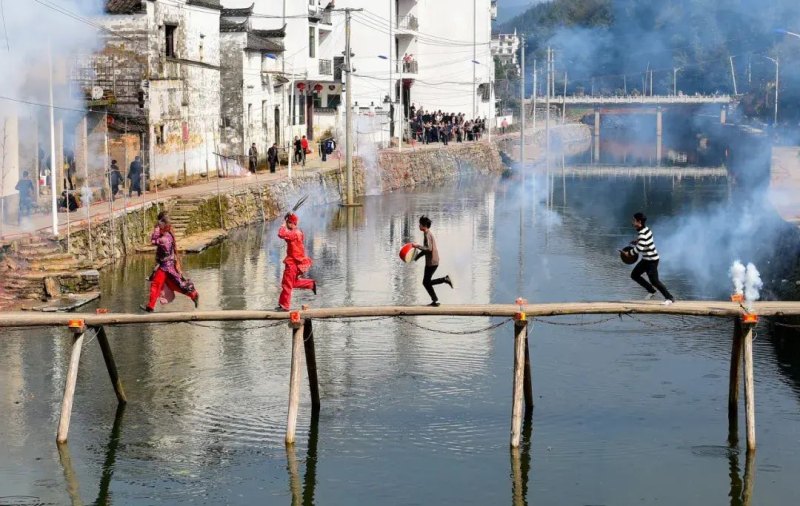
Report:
630,212,675,305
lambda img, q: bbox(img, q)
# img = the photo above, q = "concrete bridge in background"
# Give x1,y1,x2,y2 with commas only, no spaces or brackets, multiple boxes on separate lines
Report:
555,95,732,106
538,95,733,163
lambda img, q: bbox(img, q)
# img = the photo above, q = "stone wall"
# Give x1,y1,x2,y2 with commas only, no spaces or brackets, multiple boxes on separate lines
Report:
46,141,502,271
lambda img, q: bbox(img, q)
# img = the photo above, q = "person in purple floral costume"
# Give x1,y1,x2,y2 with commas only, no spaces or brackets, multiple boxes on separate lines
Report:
141,211,199,312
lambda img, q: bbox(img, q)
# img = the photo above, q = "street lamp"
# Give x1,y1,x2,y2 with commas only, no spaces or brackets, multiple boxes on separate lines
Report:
673,67,682,96
761,55,779,125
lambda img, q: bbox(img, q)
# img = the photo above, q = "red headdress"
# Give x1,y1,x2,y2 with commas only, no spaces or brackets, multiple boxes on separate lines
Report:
285,213,299,225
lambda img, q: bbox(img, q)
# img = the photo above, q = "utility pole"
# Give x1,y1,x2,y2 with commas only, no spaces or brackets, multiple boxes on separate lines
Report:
562,71,567,124
520,35,525,167
473,0,477,121
545,47,551,159
48,44,58,236
532,59,537,135
337,7,363,206
729,56,738,95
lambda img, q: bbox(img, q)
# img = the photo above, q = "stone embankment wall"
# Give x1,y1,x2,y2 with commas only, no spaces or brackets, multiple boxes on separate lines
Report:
495,123,592,164
53,142,503,269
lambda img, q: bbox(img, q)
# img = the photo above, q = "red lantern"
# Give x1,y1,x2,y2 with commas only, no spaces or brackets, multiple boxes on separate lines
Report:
297,82,306,91
313,83,323,93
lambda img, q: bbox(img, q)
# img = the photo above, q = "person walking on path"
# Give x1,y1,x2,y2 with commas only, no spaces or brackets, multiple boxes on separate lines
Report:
275,212,316,311
109,160,123,200
413,215,453,306
248,143,258,174
267,143,279,173
141,211,199,312
15,171,35,220
127,155,143,197
630,212,675,305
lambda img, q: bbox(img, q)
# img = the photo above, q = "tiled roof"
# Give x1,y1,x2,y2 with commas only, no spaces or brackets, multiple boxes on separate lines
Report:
105,0,144,14
186,0,222,9
220,18,247,32
221,4,254,17
251,28,286,39
246,33,284,53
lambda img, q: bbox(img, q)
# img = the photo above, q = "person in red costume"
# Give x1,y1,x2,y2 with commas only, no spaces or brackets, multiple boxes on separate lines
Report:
275,212,316,311
141,211,199,312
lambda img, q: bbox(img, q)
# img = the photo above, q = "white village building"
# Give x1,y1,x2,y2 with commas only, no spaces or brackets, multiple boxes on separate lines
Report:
338,0,496,144
491,30,521,75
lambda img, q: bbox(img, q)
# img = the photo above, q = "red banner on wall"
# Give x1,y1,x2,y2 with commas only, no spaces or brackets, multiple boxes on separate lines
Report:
182,121,189,143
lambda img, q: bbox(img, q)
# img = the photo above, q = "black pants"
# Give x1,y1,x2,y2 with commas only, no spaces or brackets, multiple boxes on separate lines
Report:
269,161,277,173
423,265,446,302
631,259,674,301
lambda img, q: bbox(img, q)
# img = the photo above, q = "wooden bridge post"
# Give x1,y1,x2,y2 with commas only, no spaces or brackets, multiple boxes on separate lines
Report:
742,322,757,451
523,328,533,413
511,320,528,447
95,326,127,405
57,329,86,444
728,317,743,442
303,319,321,413
285,320,305,445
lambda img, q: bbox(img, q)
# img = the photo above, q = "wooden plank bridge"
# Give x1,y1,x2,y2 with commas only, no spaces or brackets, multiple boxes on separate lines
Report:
3,300,799,453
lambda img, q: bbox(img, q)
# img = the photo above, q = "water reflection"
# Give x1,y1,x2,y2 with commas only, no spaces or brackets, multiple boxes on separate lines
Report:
286,412,320,506
57,404,126,506
728,447,755,506
510,415,533,506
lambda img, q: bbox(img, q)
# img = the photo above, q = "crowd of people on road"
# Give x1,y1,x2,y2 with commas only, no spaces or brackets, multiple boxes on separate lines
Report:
409,105,488,145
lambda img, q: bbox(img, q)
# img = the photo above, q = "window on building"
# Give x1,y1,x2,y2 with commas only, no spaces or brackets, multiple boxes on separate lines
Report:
165,24,177,58
298,95,306,124
248,103,252,125
223,117,231,128
309,27,316,58
327,94,341,108
156,124,165,145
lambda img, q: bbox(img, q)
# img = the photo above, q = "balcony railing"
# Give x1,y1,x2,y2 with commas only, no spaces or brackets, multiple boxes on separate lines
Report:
397,59,418,75
319,59,333,76
397,14,418,31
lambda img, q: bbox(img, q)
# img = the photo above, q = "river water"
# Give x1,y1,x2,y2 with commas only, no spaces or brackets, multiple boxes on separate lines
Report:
2,170,799,505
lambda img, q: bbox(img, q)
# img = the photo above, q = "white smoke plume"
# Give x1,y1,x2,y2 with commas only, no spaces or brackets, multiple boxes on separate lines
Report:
80,184,93,206
744,262,763,309
730,260,746,295
355,114,384,196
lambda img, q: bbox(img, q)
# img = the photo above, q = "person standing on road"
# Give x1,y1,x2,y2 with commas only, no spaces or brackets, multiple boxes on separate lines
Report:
293,136,303,164
300,135,309,166
630,212,675,305
109,160,123,200
15,171,35,219
127,155,143,197
267,143,279,173
413,215,453,307
275,212,316,311
248,143,258,174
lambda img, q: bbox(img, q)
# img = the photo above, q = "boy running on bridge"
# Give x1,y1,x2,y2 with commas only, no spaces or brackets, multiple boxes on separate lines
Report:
630,212,675,305
413,215,453,306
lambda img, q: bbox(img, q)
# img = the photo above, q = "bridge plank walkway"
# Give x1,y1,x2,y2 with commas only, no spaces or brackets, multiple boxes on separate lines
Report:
1,300,797,328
